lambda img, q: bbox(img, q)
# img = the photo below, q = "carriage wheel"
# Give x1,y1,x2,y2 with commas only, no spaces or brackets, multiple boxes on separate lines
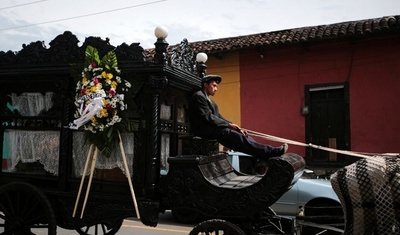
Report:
0,182,56,235
189,219,246,235
76,220,123,235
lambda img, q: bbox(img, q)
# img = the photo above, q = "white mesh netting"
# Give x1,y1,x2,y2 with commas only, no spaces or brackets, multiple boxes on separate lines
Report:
331,156,400,235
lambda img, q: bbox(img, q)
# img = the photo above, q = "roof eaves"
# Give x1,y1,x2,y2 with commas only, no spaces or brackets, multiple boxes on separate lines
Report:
187,15,400,55
145,15,400,57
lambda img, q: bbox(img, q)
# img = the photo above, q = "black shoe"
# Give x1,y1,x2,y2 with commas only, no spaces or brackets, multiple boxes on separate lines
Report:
277,143,288,156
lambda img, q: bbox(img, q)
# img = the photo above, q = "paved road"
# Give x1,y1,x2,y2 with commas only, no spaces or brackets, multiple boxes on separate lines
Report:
0,211,194,235
0,213,301,235
54,211,194,235
1,211,299,234
52,212,297,235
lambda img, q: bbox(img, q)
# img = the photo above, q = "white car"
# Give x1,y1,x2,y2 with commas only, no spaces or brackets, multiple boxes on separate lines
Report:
270,175,341,218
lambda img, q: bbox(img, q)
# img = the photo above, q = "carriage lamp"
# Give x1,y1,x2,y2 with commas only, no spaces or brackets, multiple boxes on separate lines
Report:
196,52,208,78
154,25,168,39
154,25,169,65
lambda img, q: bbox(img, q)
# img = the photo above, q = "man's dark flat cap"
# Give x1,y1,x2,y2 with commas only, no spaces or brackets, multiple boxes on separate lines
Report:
202,75,222,84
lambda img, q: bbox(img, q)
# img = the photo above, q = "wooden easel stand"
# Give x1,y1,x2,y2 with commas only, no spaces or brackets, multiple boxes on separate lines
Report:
72,132,140,219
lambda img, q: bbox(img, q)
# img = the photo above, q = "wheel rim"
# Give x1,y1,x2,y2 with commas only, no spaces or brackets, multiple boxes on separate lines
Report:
76,220,123,235
0,182,56,235
189,219,246,235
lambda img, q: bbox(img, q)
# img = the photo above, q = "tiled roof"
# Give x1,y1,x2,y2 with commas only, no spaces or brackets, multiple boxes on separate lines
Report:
167,15,400,55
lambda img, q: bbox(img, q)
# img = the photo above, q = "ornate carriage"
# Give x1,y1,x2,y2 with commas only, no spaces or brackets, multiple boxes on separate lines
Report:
0,30,305,235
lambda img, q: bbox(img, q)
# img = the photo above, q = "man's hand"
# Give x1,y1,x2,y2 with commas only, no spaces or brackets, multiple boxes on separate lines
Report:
228,123,248,136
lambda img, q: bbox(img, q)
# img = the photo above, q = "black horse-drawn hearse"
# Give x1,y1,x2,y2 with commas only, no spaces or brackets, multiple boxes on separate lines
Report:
0,30,306,235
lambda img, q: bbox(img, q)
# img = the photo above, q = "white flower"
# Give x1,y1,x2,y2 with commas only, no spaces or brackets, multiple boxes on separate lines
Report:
93,67,103,73
98,90,106,96
84,125,95,133
76,82,81,91
95,111,102,118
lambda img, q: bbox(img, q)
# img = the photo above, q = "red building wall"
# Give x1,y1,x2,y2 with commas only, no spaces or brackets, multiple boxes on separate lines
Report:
349,36,400,153
239,35,400,157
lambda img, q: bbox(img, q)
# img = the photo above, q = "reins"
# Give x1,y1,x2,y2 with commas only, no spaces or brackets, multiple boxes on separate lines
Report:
243,129,399,159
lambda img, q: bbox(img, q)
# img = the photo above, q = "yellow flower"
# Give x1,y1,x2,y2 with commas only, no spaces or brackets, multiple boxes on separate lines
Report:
100,109,108,117
90,116,97,124
103,99,109,106
82,77,87,84
90,86,97,92
111,81,117,89
101,71,113,80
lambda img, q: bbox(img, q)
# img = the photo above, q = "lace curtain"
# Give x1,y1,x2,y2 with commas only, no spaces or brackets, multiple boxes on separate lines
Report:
160,133,170,175
3,130,134,177
4,130,60,175
10,92,54,116
72,132,134,177
4,92,135,177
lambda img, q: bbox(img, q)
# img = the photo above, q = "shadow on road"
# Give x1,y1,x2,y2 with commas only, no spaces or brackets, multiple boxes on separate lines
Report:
126,210,196,228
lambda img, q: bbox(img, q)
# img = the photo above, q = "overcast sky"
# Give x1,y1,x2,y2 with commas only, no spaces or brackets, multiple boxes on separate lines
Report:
1,0,399,52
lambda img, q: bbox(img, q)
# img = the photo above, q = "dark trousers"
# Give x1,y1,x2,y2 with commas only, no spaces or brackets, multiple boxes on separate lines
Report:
215,127,279,159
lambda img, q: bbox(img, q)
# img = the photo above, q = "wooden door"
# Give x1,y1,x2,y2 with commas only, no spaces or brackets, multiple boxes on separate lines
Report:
305,83,351,168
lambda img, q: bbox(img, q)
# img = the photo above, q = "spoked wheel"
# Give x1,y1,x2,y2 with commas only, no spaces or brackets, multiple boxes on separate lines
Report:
76,220,123,235
252,207,285,234
189,219,246,235
0,182,56,235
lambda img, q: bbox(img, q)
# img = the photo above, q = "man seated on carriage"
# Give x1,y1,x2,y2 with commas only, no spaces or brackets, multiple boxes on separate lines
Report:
188,74,288,160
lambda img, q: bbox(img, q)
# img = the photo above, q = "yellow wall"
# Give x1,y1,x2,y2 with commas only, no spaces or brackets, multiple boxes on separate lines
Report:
206,52,241,126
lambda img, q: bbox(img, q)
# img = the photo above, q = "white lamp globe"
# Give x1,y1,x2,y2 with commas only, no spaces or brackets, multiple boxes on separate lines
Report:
154,26,168,39
196,52,208,63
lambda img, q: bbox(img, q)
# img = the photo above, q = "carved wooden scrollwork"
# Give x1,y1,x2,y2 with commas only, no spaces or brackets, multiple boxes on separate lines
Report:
115,43,146,62
47,31,82,63
170,38,196,73
0,31,145,65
